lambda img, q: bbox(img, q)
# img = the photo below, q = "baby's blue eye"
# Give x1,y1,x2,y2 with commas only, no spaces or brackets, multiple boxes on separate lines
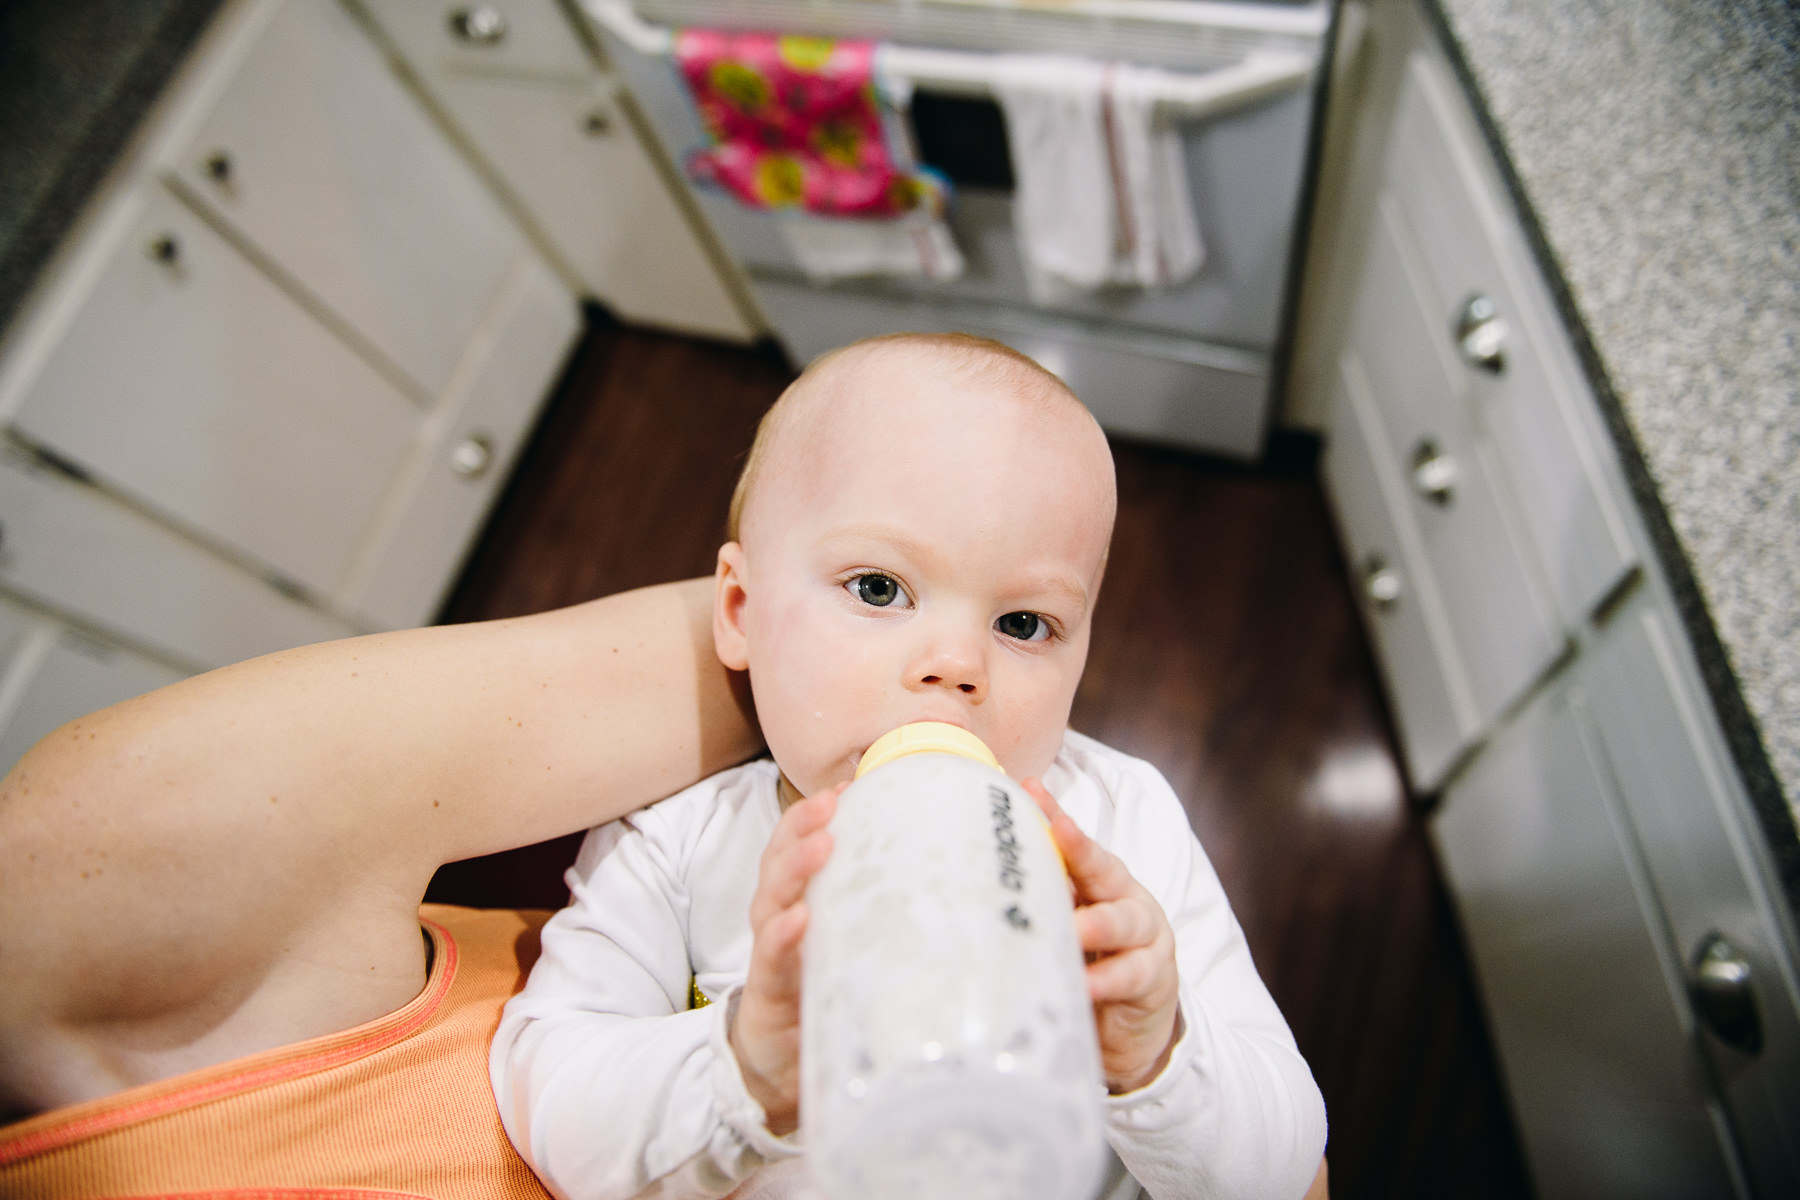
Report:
996,611,1050,642
849,573,906,608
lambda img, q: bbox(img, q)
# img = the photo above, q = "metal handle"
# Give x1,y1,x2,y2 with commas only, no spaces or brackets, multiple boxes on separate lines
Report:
449,433,495,479
146,233,180,264
449,5,507,45
1454,294,1508,374
1689,932,1763,1055
1410,440,1458,506
1361,555,1402,612
203,150,232,185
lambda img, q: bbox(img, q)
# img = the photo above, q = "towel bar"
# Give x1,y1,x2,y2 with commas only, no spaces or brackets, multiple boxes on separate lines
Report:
583,0,1315,122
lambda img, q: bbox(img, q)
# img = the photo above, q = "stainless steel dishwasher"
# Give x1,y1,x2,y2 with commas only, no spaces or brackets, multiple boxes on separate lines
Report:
585,0,1334,458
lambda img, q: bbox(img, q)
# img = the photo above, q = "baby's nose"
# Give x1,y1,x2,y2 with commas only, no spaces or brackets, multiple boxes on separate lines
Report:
908,632,988,699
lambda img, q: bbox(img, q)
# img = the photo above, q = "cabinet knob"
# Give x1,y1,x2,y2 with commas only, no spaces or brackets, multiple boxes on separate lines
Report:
450,433,495,479
1454,293,1508,374
1410,440,1458,506
449,5,507,45
1689,932,1763,1055
203,150,232,185
1361,554,1402,612
146,233,180,265
582,109,613,137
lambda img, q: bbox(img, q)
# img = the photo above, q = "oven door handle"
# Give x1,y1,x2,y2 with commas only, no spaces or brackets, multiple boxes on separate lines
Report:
582,0,1316,122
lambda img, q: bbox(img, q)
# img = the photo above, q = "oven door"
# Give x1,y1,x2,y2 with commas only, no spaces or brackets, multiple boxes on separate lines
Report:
588,0,1332,458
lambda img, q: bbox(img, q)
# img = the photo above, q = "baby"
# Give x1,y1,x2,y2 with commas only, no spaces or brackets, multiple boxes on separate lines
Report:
491,334,1327,1200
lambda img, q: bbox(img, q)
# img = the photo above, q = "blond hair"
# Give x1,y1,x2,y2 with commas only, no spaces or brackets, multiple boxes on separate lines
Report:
725,333,1081,542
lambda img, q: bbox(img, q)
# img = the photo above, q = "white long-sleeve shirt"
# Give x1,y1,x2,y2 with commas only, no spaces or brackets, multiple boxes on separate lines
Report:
491,730,1326,1200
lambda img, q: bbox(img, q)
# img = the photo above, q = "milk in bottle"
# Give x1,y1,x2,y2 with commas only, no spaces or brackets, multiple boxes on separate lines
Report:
800,722,1106,1200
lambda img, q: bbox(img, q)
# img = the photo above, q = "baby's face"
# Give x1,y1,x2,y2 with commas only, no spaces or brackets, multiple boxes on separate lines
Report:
715,350,1116,797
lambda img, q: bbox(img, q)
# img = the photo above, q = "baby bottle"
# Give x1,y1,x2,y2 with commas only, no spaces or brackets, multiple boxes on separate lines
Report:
800,722,1106,1200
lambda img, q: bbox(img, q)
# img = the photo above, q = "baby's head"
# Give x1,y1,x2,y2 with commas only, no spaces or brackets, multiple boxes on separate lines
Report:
714,333,1117,797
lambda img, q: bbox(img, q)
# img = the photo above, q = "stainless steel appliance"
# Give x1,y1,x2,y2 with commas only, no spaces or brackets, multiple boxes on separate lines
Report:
587,0,1333,458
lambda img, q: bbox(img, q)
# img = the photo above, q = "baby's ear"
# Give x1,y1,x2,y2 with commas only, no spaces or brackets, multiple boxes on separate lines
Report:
713,543,751,671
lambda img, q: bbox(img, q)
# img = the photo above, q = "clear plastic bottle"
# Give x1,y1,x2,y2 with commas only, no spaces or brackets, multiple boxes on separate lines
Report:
800,722,1106,1200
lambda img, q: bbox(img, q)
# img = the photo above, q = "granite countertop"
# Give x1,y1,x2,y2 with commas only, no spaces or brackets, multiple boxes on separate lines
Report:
1429,0,1799,869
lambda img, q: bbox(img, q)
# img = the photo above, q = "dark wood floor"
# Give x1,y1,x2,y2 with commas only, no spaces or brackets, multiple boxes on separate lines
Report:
429,313,1534,1200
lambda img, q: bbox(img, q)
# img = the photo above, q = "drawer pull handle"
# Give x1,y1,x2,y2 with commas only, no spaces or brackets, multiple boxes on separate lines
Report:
146,233,180,265
450,433,495,479
1361,555,1402,611
1690,932,1763,1055
449,5,508,45
1410,440,1458,506
1454,293,1508,374
203,150,232,185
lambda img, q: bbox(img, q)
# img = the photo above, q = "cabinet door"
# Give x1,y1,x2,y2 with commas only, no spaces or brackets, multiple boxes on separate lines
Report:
0,445,357,671
1342,190,1564,724
9,188,420,602
166,0,527,398
1322,348,1480,789
1432,680,1744,1198
1385,55,1636,624
425,71,754,340
1585,600,1800,1197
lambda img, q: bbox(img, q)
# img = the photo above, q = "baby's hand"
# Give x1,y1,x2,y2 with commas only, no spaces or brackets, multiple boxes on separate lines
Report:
1024,778,1181,1094
728,783,841,1135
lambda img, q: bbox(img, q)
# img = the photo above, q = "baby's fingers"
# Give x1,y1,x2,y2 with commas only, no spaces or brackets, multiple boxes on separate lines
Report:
1074,896,1165,958
1086,943,1172,1006
749,784,841,928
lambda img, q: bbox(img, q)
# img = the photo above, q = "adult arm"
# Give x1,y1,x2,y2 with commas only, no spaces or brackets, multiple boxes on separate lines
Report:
0,578,759,1121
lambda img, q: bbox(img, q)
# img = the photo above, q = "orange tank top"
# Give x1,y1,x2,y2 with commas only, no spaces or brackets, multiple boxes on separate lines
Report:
0,905,555,1200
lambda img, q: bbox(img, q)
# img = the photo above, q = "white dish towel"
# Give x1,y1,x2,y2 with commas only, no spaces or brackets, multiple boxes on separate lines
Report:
994,55,1206,304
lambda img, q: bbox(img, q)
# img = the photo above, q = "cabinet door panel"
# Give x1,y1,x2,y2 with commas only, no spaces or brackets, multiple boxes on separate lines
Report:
1322,354,1477,789
347,254,579,629
1386,56,1636,623
1586,602,1800,1196
170,0,525,397
1433,683,1742,1198
1343,195,1562,726
424,70,754,340
359,0,595,79
11,190,419,601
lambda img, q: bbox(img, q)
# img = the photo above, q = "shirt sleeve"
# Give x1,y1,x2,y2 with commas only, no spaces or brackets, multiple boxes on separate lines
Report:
489,780,800,1200
1076,745,1328,1200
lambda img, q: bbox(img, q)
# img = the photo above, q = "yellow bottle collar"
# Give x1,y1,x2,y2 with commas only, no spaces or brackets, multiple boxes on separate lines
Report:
854,722,1001,779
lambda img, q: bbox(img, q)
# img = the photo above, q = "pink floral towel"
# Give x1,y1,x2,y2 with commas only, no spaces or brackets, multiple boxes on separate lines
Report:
675,29,943,218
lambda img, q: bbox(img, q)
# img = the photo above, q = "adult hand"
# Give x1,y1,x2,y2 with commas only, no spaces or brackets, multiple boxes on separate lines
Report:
1024,778,1181,1094
727,783,843,1134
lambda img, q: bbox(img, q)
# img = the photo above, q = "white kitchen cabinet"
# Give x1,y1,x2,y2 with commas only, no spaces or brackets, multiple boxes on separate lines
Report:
157,0,531,400
1301,6,1800,1196
1432,645,1745,1198
0,598,188,776
8,188,422,603
0,445,357,674
353,0,757,341
0,0,581,633
0,0,590,760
